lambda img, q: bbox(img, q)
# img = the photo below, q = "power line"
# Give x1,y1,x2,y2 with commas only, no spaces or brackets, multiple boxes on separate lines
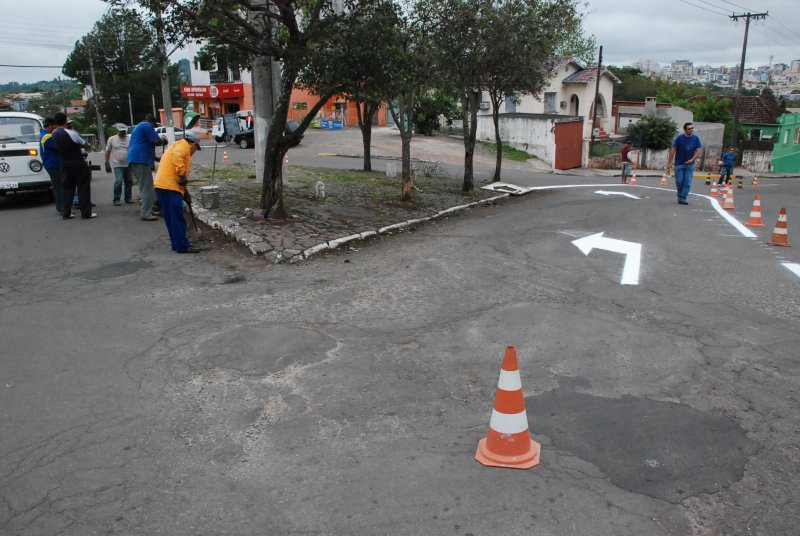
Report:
0,64,64,68
676,0,729,17
694,0,733,15
770,18,800,41
716,0,756,11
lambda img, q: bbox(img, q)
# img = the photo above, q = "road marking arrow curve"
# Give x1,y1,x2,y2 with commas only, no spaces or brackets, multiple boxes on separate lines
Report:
572,232,642,285
594,190,641,199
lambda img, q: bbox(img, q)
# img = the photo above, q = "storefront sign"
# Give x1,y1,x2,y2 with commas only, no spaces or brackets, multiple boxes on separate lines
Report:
181,83,244,99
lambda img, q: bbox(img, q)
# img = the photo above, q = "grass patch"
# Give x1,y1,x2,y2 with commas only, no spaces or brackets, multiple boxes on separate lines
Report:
479,141,530,162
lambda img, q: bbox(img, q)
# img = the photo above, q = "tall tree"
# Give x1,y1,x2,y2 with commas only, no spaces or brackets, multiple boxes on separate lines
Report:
167,0,339,219
481,0,592,182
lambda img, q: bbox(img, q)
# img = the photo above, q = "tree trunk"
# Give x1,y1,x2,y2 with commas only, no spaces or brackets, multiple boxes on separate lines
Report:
461,89,478,193
388,93,415,202
357,101,378,172
492,107,502,182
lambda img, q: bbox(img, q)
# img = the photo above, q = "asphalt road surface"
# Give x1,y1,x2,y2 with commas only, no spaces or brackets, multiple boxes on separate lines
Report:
1,135,799,535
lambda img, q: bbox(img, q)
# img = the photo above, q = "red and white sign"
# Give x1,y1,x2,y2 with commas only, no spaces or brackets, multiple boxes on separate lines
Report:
181,83,244,99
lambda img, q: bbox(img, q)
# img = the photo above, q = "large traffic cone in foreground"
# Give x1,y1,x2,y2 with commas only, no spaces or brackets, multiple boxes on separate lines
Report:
768,208,791,247
723,187,735,210
475,346,541,469
710,182,718,197
629,171,637,186
223,150,230,163
746,195,765,227
660,173,667,186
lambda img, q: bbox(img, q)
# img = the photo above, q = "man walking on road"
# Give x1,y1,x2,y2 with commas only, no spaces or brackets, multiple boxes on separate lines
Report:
620,141,635,184
128,114,167,221
717,147,736,186
667,122,702,205
105,124,132,206
51,112,96,220
39,117,63,215
154,130,202,254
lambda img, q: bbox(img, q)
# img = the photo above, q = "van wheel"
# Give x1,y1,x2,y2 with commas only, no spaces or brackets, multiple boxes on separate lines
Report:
239,139,250,149
224,134,233,143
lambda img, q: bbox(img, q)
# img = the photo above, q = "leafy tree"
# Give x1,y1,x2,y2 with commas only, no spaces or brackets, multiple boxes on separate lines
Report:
481,0,592,182
414,89,459,136
167,0,343,218
627,115,676,151
300,0,402,172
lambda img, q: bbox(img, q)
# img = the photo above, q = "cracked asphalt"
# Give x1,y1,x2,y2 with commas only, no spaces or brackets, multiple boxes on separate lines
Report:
1,128,800,535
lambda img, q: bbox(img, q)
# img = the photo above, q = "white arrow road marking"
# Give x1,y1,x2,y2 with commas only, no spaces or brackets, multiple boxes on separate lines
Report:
594,190,641,200
572,232,642,285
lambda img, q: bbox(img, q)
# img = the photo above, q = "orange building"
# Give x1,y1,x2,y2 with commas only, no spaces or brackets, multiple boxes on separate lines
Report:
180,82,254,120
287,88,389,127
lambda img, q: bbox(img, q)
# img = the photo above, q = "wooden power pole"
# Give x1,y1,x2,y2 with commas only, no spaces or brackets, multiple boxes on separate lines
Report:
729,11,768,148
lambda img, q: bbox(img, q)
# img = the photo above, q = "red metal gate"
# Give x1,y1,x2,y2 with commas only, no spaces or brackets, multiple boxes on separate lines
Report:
554,120,583,170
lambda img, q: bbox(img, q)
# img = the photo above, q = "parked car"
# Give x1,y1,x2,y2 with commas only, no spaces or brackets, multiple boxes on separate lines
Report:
233,130,254,149
232,121,300,149
154,126,185,141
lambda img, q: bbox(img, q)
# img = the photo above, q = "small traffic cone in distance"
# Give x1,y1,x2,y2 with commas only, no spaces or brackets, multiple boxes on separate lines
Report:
738,177,743,189
706,175,712,185
723,188,735,210
660,173,667,186
752,175,759,188
746,194,765,227
475,346,541,470
629,171,637,185
710,182,718,197
768,208,791,247
223,150,230,163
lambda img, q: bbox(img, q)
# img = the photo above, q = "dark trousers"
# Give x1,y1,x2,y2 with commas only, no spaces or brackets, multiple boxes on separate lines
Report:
45,167,63,213
155,188,191,252
717,167,733,185
61,159,92,218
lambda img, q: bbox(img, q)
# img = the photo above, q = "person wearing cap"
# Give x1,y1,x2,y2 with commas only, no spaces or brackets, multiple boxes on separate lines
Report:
51,112,96,219
128,114,167,221
39,117,63,215
105,124,132,206
154,131,202,254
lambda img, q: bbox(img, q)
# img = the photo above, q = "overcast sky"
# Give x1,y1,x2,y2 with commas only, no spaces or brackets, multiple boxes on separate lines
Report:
1,0,798,86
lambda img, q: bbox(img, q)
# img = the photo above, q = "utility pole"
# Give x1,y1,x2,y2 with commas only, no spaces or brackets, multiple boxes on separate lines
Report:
154,0,175,143
86,43,106,148
589,45,603,158
57,76,66,112
729,11,768,148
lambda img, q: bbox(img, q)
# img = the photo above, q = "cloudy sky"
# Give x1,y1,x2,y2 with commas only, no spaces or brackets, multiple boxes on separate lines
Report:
1,0,798,85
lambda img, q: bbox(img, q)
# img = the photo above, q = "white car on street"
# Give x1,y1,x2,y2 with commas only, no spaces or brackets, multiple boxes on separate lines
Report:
154,126,185,141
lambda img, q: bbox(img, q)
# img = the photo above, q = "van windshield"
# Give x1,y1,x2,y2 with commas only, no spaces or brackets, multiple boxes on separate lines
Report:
0,117,41,143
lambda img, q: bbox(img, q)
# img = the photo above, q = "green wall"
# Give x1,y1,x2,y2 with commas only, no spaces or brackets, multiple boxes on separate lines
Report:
772,113,800,173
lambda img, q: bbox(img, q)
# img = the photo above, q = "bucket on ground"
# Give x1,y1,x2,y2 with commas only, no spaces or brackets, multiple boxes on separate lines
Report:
200,185,220,209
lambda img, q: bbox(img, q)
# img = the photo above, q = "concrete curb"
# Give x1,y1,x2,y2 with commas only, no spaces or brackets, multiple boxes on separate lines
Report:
191,193,510,264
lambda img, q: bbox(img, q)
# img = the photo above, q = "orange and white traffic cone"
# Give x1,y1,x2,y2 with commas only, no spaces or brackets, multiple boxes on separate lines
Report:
746,194,765,227
223,150,229,163
710,182,718,197
768,208,791,247
660,173,667,186
629,171,637,186
723,187,735,210
475,346,541,470
752,175,759,188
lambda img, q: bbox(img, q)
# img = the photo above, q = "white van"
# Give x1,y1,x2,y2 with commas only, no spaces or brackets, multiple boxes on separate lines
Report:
0,112,47,195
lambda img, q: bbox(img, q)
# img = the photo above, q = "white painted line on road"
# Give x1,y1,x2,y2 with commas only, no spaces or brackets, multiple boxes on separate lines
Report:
782,263,800,279
572,232,642,285
594,190,641,199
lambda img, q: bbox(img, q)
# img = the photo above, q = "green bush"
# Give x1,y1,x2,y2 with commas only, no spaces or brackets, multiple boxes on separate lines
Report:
626,115,677,151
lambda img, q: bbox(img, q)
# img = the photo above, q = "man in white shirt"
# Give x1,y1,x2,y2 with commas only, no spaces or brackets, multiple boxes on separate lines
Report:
105,124,132,206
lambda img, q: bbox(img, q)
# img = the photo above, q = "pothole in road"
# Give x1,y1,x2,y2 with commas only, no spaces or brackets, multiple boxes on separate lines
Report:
527,387,760,502
197,325,337,376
